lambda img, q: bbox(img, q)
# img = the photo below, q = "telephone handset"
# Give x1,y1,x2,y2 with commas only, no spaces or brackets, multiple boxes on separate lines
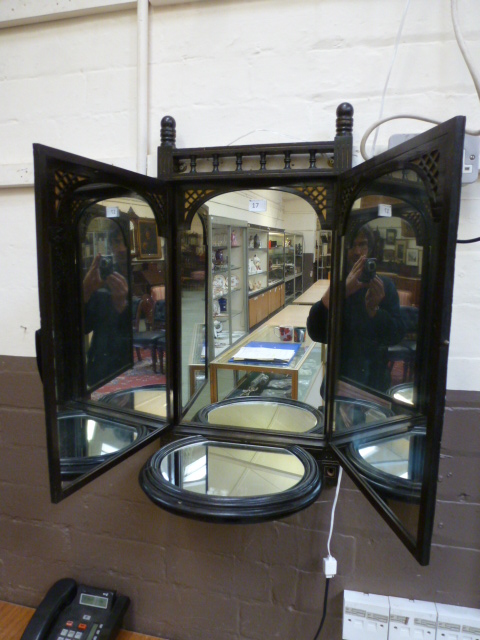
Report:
20,578,130,640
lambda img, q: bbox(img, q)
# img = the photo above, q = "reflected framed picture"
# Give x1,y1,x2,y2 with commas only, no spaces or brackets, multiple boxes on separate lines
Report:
138,219,160,259
401,219,416,238
406,248,419,266
396,240,407,262
383,248,395,262
386,228,397,245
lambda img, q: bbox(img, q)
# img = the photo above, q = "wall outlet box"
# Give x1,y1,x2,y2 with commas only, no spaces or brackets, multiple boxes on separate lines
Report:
388,133,479,184
436,602,480,640
343,590,389,640
388,596,437,639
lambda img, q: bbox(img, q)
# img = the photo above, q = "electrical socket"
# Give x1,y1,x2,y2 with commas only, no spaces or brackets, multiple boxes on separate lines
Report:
389,133,479,184
436,602,480,640
388,596,437,639
343,591,389,640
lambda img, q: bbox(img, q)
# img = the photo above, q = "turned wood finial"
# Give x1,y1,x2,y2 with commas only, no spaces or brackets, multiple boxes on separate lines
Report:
336,103,354,136
160,116,176,147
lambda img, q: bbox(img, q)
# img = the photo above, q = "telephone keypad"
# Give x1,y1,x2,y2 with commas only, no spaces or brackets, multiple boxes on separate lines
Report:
57,624,86,639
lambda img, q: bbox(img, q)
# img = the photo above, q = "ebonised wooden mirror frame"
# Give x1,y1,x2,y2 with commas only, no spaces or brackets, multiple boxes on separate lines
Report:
34,103,465,565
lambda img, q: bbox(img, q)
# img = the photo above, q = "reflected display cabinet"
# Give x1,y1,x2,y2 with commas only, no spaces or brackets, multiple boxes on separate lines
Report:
208,215,248,356
247,226,268,295
285,232,304,304
316,229,332,280
268,230,285,285
33,103,466,564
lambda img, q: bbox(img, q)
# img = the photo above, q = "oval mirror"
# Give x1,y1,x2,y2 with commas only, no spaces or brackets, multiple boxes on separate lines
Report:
194,397,323,434
140,437,322,522
343,428,425,538
59,414,148,483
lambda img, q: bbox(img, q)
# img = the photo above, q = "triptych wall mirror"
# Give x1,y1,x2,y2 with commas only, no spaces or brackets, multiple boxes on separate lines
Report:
34,104,465,564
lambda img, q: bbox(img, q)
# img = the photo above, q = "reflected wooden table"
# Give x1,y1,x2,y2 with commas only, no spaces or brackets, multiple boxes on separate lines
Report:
209,310,316,402
264,303,312,327
293,279,330,305
0,601,165,640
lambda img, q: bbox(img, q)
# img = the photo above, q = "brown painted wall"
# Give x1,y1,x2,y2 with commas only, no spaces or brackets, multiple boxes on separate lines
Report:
1,355,479,639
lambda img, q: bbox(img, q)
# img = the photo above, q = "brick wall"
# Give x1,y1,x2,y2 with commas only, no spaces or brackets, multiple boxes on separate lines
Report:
1,356,479,639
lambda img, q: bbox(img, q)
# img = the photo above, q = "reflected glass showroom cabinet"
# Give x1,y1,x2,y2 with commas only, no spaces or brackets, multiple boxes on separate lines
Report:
247,225,268,294
268,229,285,285
247,225,287,329
33,103,466,565
316,229,332,280
285,232,304,303
208,215,248,357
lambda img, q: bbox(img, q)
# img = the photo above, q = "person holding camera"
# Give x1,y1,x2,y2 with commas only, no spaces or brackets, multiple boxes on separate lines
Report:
307,225,405,393
83,224,131,387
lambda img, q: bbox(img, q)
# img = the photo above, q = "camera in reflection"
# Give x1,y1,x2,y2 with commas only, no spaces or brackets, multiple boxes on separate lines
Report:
359,257,377,283
99,256,114,280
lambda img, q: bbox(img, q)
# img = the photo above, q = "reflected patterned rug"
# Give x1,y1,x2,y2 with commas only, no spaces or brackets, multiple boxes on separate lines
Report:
92,349,166,399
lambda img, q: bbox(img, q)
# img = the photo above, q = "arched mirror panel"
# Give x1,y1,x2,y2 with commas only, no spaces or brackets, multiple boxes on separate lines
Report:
180,189,330,437
327,174,428,437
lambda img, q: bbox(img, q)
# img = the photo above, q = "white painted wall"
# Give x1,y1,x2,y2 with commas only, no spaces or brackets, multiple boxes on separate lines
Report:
0,0,479,389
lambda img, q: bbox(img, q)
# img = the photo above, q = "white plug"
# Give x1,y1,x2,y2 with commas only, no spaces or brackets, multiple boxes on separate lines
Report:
323,555,337,578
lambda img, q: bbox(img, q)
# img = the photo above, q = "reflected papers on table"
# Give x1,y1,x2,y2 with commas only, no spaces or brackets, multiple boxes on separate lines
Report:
231,342,300,364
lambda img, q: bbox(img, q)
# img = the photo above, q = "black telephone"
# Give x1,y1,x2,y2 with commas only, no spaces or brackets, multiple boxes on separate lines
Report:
20,578,129,640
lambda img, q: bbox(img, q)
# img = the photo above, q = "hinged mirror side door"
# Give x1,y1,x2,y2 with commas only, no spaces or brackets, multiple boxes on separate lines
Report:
324,116,465,564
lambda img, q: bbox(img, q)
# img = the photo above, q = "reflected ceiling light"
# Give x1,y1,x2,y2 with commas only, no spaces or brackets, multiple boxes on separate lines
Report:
359,445,379,459
86,420,97,442
101,443,119,455
184,455,207,483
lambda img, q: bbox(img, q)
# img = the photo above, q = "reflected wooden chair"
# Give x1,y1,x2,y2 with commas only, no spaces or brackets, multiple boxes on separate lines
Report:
132,294,166,373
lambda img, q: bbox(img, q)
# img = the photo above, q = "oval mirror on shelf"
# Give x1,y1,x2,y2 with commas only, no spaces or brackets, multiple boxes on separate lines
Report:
341,427,425,538
140,437,322,523
59,413,148,483
194,397,324,434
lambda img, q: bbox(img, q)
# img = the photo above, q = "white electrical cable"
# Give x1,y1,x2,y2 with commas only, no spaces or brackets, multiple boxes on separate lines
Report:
227,129,300,146
371,0,412,156
361,0,480,161
326,466,343,558
451,0,480,100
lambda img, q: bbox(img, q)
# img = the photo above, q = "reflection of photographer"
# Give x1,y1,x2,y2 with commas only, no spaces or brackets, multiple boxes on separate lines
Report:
307,225,405,392
83,224,131,387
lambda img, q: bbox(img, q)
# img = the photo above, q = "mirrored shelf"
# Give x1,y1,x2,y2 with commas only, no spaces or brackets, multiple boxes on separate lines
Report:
139,436,322,523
